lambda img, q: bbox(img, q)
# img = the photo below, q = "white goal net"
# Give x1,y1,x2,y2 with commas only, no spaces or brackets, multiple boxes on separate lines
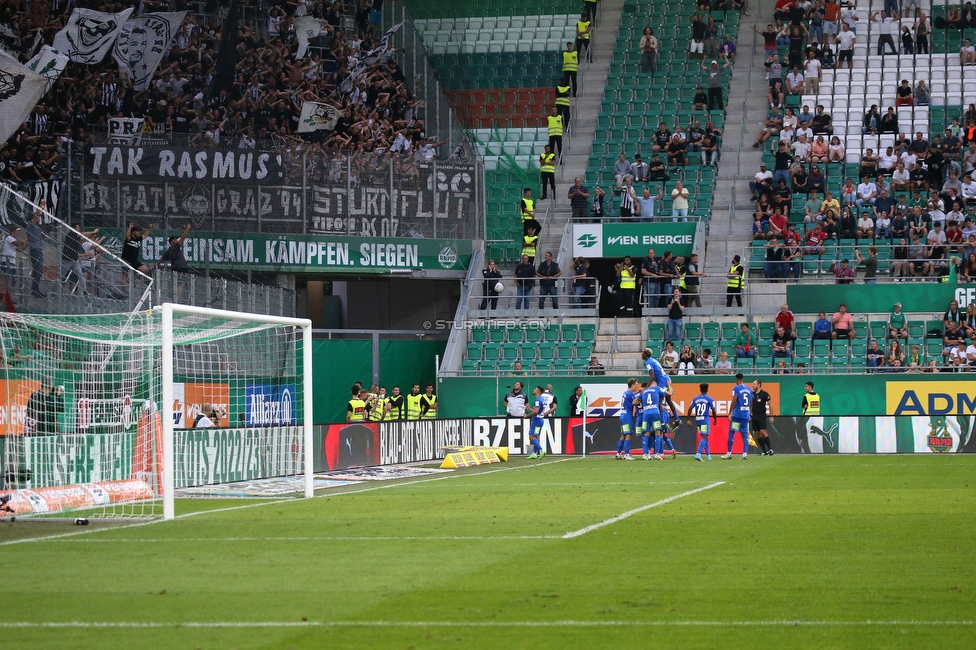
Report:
0,304,312,520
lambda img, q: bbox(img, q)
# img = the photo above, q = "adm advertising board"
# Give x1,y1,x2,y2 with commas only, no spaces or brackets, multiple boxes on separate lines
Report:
572,223,696,258
100,229,472,274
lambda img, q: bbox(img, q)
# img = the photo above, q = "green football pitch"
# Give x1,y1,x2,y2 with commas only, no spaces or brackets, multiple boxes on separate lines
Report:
1,455,975,649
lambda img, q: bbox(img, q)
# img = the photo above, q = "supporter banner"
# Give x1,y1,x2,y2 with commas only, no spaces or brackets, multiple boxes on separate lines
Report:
297,101,340,133
0,53,48,143
2,432,136,488
27,45,69,93
113,12,186,91
377,419,472,464
294,16,328,59
0,179,60,227
98,228,472,273
108,118,144,145
245,384,297,426
572,223,696,258
87,146,284,182
54,7,134,64
173,426,303,487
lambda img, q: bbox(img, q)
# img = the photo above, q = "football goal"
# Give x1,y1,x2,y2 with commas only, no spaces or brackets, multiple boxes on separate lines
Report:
0,303,313,521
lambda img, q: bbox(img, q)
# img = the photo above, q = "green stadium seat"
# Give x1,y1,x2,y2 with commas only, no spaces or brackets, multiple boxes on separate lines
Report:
575,341,592,359
466,343,483,361
539,342,556,360
793,340,810,359
702,323,719,340
572,358,589,372
525,326,543,343
795,322,812,339
471,324,487,343
721,322,740,340
542,325,558,342
560,323,579,341
461,360,480,375
579,324,596,341
925,319,944,336
520,343,538,361
758,343,771,357
758,322,774,340
648,322,665,342
489,324,506,343
926,340,945,360
869,321,887,341
553,359,571,373
556,341,574,359
755,357,773,372
502,343,520,360
684,322,702,342
483,343,501,361
812,340,831,358
812,356,831,371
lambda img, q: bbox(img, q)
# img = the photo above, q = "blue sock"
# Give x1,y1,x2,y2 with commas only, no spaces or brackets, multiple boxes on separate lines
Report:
703,437,710,455
532,437,541,453
697,438,706,454
728,430,735,454
663,435,674,451
623,439,632,454
654,435,663,455
642,435,650,455
617,439,624,453
741,432,749,453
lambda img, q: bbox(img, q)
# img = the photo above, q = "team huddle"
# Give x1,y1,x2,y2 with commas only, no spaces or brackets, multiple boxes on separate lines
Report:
611,349,776,461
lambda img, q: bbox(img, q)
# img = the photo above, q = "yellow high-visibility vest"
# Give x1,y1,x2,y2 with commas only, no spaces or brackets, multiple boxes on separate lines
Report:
421,394,437,419
577,20,591,40
521,198,535,221
522,234,539,258
563,50,579,72
547,114,564,136
406,394,423,420
620,267,636,289
555,85,571,107
368,396,386,422
347,398,366,422
803,392,821,415
387,395,404,420
540,153,556,173
727,264,744,289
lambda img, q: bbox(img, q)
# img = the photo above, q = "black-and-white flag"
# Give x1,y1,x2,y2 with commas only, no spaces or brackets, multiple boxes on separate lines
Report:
53,7,134,64
108,117,145,145
294,16,327,59
114,11,186,91
0,52,47,143
27,45,69,93
338,22,402,94
297,101,340,133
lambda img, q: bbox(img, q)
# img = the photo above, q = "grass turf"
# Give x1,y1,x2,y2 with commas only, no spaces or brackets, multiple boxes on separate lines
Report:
0,455,974,649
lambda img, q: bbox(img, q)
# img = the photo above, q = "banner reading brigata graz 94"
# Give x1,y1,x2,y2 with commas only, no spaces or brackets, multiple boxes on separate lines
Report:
80,146,480,239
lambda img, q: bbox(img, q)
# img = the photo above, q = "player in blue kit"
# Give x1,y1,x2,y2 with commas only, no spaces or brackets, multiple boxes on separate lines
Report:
642,348,672,390
526,386,547,459
640,381,665,460
688,383,717,461
658,401,678,459
616,378,640,460
723,373,753,460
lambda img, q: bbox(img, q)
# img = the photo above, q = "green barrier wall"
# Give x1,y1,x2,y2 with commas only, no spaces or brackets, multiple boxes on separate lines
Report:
786,283,976,314
436,374,976,418
313,339,446,423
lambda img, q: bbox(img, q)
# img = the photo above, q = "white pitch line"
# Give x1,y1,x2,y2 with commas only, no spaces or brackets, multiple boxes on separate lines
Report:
0,620,971,629
562,482,726,539
43,535,561,543
0,458,575,547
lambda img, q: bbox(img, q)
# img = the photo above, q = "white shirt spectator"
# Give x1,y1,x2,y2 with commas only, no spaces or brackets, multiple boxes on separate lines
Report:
857,182,877,200
873,15,895,35
792,139,812,159
962,179,976,199
796,126,814,140
837,29,856,50
928,227,947,244
787,71,804,90
879,151,898,170
803,57,821,79
660,348,679,370
892,167,911,185
900,151,918,168
755,168,773,184
858,216,875,231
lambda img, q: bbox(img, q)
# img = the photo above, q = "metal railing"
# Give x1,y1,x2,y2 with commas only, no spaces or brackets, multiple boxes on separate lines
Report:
151,270,295,318
461,278,601,319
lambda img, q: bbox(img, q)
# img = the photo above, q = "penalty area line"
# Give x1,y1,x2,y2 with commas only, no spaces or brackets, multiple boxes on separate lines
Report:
0,620,972,629
562,481,726,539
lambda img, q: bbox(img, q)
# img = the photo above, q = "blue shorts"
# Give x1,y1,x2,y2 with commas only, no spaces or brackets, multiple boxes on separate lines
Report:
619,415,633,435
641,412,662,434
696,423,710,436
529,419,545,437
730,418,750,434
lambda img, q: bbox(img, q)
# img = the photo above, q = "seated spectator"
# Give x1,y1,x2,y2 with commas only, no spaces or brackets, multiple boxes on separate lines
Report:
772,180,793,216
771,325,793,365
768,81,786,110
895,82,913,108
660,340,680,374
962,252,976,282
687,121,705,153
828,136,846,162
697,347,714,372
887,340,906,370
878,147,899,174
667,133,688,167
863,105,881,134
651,122,672,153
756,194,773,220
804,190,823,223
821,190,840,217
831,303,856,340
804,221,828,257
750,162,773,200
677,343,697,375
907,344,923,370
829,258,856,284
693,85,709,110
892,162,911,192
812,311,832,340
812,104,832,135
944,320,966,359
753,107,784,148
961,174,976,203
753,213,771,239
856,213,875,240
944,299,964,333
587,356,606,375
791,163,809,193
965,303,976,338
700,134,719,166
714,350,733,374
892,238,911,279
964,39,976,66
855,178,878,209
772,360,790,374
888,302,909,340
647,153,669,181
769,208,788,239
866,339,886,371
613,153,631,187
791,135,812,164
779,107,799,142
876,211,893,240
909,205,930,239
838,206,858,239
909,233,934,278
735,323,757,359
858,150,879,181
810,137,829,164
914,80,931,106
630,154,650,183
785,66,805,95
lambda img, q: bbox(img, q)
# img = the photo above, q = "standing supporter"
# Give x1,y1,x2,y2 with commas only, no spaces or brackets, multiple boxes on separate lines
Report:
562,42,579,96
539,146,556,200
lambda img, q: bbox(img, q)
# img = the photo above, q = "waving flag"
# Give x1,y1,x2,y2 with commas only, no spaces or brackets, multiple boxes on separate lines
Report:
27,45,69,93
114,11,185,91
0,53,47,142
53,7,134,64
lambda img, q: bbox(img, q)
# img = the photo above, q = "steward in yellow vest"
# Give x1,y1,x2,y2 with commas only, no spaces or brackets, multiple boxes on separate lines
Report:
726,253,744,308
520,187,540,235
540,145,556,200
575,13,591,60
346,386,368,422
547,107,564,157
522,228,539,263
406,384,423,420
386,387,405,420
562,42,578,96
420,385,437,419
555,80,571,127
801,384,821,415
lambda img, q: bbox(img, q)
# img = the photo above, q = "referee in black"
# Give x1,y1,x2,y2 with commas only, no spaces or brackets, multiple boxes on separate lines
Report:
750,379,774,456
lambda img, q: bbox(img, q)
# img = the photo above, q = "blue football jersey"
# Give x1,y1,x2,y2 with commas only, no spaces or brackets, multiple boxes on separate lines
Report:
690,395,716,425
731,384,753,420
641,385,662,415
620,389,636,420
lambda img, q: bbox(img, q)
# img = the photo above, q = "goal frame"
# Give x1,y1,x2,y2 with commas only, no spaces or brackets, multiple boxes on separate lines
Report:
159,303,314,520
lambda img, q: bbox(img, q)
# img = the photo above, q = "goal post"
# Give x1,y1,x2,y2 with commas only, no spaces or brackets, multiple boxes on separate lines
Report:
160,303,313,520
0,304,313,521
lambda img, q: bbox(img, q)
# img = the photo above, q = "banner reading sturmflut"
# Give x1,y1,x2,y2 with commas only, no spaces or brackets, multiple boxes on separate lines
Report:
54,7,134,64
113,11,185,91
